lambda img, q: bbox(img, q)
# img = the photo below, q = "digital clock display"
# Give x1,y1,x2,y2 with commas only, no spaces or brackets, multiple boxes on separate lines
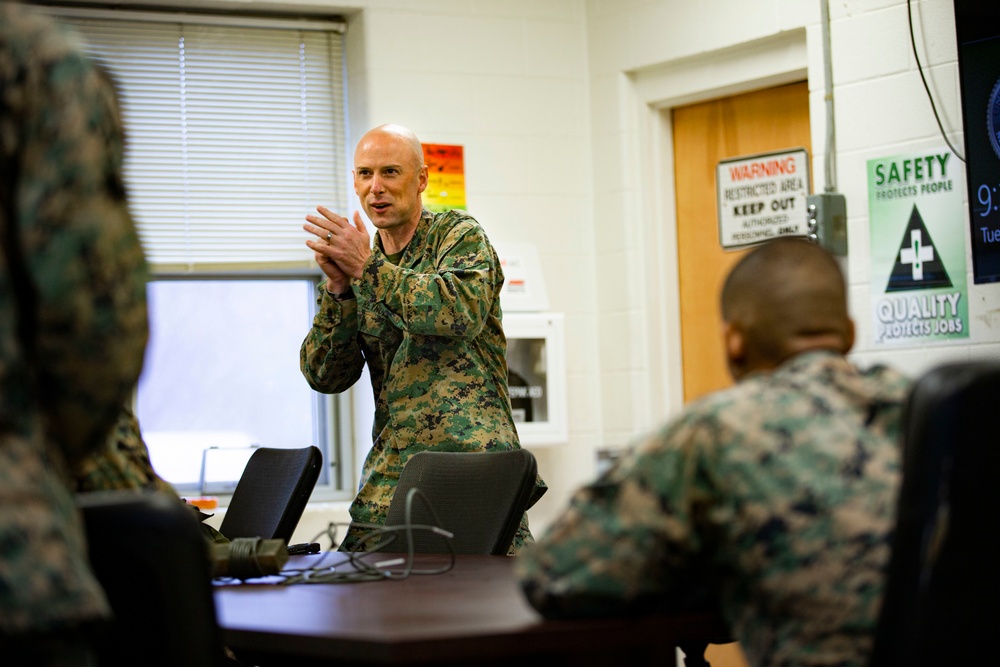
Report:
956,1,1000,283
977,184,1000,217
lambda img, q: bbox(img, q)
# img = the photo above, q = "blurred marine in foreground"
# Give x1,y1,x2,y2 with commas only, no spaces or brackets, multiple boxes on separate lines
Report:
0,3,149,664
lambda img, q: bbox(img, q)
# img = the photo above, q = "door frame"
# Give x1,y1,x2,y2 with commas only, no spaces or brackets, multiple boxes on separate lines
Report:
624,29,811,419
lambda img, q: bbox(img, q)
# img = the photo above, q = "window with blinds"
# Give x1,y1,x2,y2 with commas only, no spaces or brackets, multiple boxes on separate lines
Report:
45,8,353,502
58,10,349,271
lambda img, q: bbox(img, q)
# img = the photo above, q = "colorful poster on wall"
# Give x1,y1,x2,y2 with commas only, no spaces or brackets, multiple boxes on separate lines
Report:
422,143,466,213
867,149,968,345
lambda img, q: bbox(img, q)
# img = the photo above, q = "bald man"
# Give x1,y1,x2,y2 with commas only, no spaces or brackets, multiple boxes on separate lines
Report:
516,238,911,667
301,124,545,553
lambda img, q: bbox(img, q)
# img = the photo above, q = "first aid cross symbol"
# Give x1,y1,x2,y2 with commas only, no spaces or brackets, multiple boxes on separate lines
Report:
899,229,934,281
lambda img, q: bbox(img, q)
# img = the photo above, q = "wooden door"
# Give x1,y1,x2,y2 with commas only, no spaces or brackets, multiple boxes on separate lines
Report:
671,81,812,667
673,81,813,403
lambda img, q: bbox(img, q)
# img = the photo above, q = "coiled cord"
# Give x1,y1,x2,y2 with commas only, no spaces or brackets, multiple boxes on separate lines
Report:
226,537,267,580
278,488,456,585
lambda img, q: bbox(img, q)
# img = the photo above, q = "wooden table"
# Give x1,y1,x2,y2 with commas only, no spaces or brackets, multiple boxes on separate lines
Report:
214,552,729,666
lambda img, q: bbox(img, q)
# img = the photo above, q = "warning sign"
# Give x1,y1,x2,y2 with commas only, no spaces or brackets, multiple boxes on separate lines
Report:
716,148,810,249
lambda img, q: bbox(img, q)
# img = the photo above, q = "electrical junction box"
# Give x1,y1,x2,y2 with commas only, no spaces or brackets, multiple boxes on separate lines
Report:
806,192,848,255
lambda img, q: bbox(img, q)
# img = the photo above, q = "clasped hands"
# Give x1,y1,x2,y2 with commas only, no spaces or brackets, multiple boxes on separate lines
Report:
304,206,371,293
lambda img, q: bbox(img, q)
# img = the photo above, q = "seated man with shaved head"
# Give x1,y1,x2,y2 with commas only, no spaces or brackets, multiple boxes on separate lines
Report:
516,238,911,667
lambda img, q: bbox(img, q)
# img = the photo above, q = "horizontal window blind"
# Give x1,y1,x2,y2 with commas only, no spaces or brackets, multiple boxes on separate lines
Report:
59,13,348,271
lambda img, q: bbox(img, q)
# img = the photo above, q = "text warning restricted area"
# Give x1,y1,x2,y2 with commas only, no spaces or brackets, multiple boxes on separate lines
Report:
716,148,810,249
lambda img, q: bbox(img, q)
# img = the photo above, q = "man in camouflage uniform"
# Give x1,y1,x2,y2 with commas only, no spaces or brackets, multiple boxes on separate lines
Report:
516,238,912,667
74,404,175,494
301,123,544,553
0,3,149,664
74,405,231,545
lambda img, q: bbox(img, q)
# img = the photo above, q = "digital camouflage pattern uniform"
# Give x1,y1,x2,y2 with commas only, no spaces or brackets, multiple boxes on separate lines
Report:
74,404,175,494
517,351,911,667
0,0,148,643
73,405,230,544
301,208,545,553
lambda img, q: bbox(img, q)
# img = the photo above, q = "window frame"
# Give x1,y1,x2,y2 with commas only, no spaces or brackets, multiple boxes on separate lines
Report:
137,271,354,503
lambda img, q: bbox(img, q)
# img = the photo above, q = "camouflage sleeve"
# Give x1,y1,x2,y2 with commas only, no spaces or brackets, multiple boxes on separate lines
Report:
515,417,715,618
74,403,176,494
299,285,366,393
18,46,149,463
355,222,499,339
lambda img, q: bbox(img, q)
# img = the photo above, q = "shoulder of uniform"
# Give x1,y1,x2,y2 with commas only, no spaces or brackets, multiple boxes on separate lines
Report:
425,208,482,234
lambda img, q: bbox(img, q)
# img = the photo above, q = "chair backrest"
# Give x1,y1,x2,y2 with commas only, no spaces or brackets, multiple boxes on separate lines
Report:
78,489,226,667
218,445,322,543
381,449,538,555
869,361,1000,666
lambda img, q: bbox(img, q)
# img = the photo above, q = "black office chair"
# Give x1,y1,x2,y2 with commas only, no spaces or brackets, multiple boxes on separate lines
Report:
379,449,540,555
868,360,1000,666
78,489,227,667
218,445,322,543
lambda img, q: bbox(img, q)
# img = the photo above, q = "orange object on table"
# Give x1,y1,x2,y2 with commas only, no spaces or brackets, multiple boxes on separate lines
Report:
187,496,218,510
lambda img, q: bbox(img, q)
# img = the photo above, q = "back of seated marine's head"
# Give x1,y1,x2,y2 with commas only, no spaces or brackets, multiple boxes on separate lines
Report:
720,237,855,381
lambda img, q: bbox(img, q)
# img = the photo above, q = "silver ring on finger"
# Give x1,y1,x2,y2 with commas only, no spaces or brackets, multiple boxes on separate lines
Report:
325,231,333,242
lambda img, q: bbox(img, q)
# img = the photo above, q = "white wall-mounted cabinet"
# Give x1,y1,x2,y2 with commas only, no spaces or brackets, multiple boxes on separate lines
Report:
505,313,567,446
